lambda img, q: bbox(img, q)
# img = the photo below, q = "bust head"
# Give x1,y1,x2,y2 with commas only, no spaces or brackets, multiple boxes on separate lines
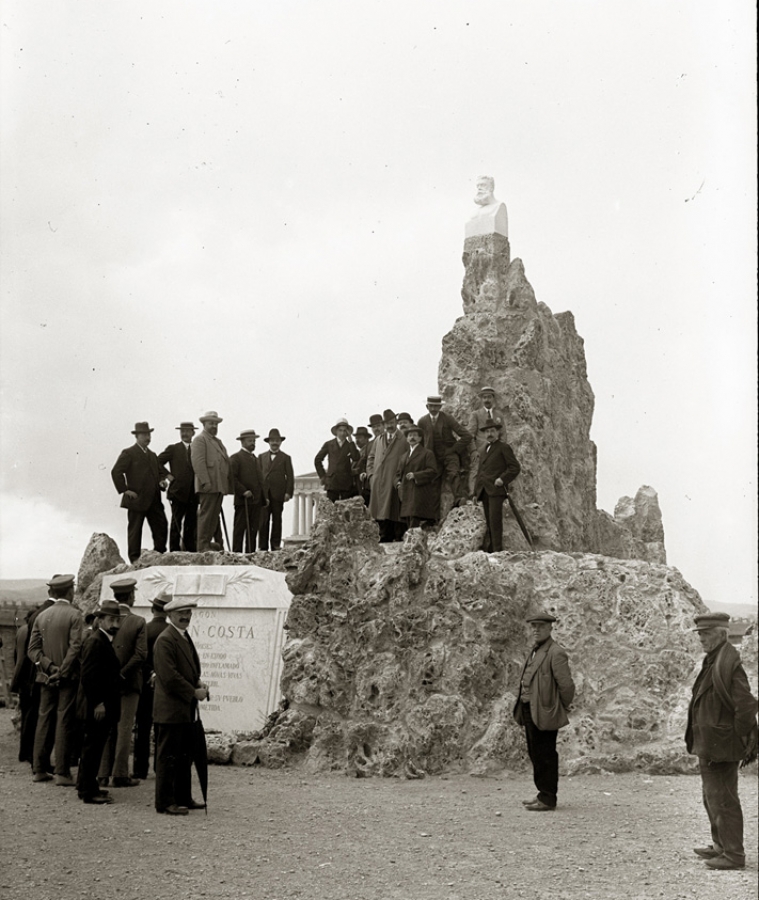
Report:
474,176,496,207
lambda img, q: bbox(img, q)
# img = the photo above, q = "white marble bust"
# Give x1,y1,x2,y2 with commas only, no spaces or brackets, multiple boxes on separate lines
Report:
465,175,508,238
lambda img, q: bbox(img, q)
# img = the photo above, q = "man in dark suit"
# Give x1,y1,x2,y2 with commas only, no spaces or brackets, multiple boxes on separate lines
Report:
473,418,521,552
157,421,199,552
258,428,294,551
98,578,146,788
132,592,170,780
11,593,54,766
351,426,373,506
418,395,473,508
230,429,266,552
111,421,169,563
153,597,209,815
315,417,360,502
513,612,575,812
76,600,124,805
395,424,439,527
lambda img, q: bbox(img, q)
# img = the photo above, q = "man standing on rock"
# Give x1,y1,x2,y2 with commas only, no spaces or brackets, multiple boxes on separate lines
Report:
191,411,233,551
473,418,521,553
157,421,199,552
258,428,294,551
686,612,757,870
418,395,473,509
367,409,408,542
231,429,266,552
314,417,360,502
513,612,575,812
395,424,439,528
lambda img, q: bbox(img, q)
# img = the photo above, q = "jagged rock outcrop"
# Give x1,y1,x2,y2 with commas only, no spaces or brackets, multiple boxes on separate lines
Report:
75,533,124,601
440,235,665,562
256,498,710,776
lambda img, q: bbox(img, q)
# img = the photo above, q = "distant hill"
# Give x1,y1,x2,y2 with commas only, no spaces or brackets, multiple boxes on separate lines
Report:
711,601,757,621
0,579,49,607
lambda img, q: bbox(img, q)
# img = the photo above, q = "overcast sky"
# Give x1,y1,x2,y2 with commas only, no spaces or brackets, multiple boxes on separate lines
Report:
1,2,756,610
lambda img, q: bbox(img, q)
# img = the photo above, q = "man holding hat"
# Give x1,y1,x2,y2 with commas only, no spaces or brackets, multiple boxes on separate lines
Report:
76,599,125,805
27,574,84,785
132,590,171,780
191,411,233,552
258,428,294,551
685,612,757,870
513,612,575,811
473,419,521,552
153,597,209,815
111,422,170,563
418,395,473,508
158,422,199,552
231,429,267,552
367,409,408,542
315,418,360,502
395,424,439,528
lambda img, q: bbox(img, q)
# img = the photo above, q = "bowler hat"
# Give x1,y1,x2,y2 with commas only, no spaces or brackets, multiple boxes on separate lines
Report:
131,422,154,434
382,409,397,423
693,612,731,631
164,597,198,612
526,612,557,623
175,422,197,431
47,574,75,590
479,418,502,432
199,410,223,423
397,412,414,424
110,577,137,598
426,395,443,405
264,428,285,443
237,429,260,441
97,599,126,618
368,414,383,428
331,417,354,435
355,426,370,438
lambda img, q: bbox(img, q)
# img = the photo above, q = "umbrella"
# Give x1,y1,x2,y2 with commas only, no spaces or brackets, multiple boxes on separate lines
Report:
191,716,209,814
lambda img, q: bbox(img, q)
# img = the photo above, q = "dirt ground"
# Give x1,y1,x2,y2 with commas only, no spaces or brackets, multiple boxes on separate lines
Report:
0,709,756,900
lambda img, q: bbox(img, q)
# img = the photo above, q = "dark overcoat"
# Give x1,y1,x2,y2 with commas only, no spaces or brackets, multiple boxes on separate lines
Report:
259,450,294,503
112,611,147,694
418,411,473,459
157,441,196,503
153,625,202,725
111,444,168,512
395,446,439,520
474,439,521,498
314,439,360,492
76,629,122,724
230,449,265,507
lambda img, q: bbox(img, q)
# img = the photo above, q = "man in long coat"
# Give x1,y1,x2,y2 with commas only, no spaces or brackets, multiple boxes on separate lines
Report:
157,421,199,552
191,410,233,551
153,597,209,815
418,395,473,507
230,429,266,552
473,418,521,552
11,593,54,766
367,409,408,542
314,418,360,502
513,612,575,812
133,592,170,780
395,424,439,527
258,428,294,551
111,421,169,563
686,612,757,870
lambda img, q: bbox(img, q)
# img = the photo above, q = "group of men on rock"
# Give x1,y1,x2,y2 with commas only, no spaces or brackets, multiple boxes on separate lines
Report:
111,412,294,562
315,390,521,550
11,573,207,814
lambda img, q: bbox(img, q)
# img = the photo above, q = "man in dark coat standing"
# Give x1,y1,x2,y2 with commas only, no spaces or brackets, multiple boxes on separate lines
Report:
513,612,575,812
230,429,266,552
111,421,169,563
686,612,757,870
418,395,473,507
11,593,54,766
367,410,408,542
258,428,294,551
395,424,439,528
132,591,170,780
314,417,360,502
76,600,124,805
153,597,209,815
157,421,199,552
473,418,521,552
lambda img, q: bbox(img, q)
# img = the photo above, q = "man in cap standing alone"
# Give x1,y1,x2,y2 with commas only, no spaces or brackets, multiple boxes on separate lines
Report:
191,411,233,551
111,422,170,563
513,613,575,811
686,612,757,870
158,421,199,552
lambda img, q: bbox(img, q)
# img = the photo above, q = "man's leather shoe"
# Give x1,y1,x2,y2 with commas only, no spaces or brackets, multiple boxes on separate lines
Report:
522,796,539,806
157,805,189,816
705,855,745,870
33,772,53,782
525,800,556,812
82,794,114,805
112,776,140,787
55,774,76,786
693,846,721,859
183,799,206,810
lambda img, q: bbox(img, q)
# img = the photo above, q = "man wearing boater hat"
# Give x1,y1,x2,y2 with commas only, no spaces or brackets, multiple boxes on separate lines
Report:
685,612,757,870
191,411,233,551
111,422,170,563
513,612,575,812
314,417,360,502
158,422,199,552
258,428,294,551
230,429,266,552
473,418,521,552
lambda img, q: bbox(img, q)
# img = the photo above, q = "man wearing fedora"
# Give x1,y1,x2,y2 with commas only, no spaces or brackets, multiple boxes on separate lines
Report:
76,599,125,805
473,418,521,552
315,418,360,502
351,425,373,506
367,409,408,542
191,411,233,552
418,395,473,509
158,421,199,552
111,422,170,563
686,612,757,870
513,612,575,812
258,428,294,551
231,429,266,552
395,424,439,528
132,591,171,780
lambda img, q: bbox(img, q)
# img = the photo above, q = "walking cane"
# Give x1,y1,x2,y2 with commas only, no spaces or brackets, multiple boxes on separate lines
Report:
220,505,231,551
506,493,537,553
244,495,252,553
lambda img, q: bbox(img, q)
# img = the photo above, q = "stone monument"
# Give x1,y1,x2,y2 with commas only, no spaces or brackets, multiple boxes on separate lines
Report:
465,175,509,240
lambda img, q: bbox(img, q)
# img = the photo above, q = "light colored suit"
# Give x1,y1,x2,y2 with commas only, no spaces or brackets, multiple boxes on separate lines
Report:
191,430,233,495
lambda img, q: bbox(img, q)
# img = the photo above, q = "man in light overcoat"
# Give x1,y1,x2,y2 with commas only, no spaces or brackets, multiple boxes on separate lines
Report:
191,411,233,551
367,409,408,542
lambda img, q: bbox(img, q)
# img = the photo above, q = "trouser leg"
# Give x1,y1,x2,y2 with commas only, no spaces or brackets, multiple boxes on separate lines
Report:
169,499,185,551
112,691,140,779
155,723,193,810
183,498,198,551
33,684,58,775
77,719,112,799
523,708,559,807
19,684,40,764
699,758,744,864
98,723,117,778
268,499,284,549
126,509,146,562
53,680,78,776
197,493,223,550
133,685,154,777
443,452,462,503
146,494,168,553
488,494,505,551
258,504,271,551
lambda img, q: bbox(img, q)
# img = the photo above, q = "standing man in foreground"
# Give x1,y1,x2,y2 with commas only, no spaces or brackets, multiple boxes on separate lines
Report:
111,422,169,563
153,597,209,815
157,421,199,552
513,612,575,812
686,612,757,870
258,428,294,551
191,411,233,551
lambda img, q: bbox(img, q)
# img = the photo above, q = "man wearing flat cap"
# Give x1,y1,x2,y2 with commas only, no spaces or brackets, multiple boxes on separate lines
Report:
111,422,170,563
513,612,575,811
418,395,473,509
27,574,84,785
315,418,360,502
473,418,521,552
132,591,171,780
258,428,294,551
153,597,209,815
231,429,266,552
367,409,409,542
686,612,757,870
158,422,199,552
191,411,233,552
76,599,125,805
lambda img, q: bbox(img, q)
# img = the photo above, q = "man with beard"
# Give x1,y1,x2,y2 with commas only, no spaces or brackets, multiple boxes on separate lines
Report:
158,421,199,552
258,428,294,551
367,409,408,542
191,411,233,551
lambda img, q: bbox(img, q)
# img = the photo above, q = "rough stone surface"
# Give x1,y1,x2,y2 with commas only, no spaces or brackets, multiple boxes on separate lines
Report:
257,497,716,776
75,532,124,601
442,237,665,562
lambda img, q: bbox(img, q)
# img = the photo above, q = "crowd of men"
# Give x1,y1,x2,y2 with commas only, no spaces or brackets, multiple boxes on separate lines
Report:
11,574,208,815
